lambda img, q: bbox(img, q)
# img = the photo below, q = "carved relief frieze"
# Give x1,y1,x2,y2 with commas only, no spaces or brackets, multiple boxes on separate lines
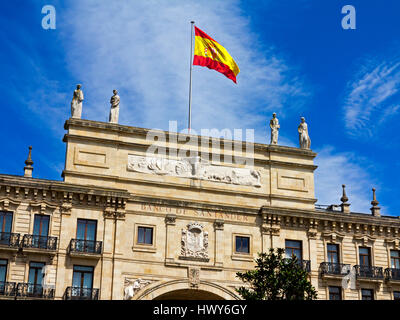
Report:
188,267,200,289
123,278,153,300
127,155,261,187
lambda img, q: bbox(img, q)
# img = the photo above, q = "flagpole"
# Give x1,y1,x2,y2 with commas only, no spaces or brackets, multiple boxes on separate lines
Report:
188,21,195,133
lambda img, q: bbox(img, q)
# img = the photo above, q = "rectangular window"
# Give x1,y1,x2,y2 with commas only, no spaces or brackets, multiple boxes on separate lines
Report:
0,259,7,295
28,262,45,296
0,212,12,234
329,286,342,300
361,289,374,300
285,240,302,261
327,244,339,264
394,291,400,300
235,236,250,254
72,265,94,298
33,215,50,248
76,219,97,241
359,247,371,267
137,227,153,245
391,250,400,269
0,259,7,283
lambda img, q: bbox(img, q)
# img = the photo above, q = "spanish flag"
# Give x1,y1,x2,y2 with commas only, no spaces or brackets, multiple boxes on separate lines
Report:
193,27,240,83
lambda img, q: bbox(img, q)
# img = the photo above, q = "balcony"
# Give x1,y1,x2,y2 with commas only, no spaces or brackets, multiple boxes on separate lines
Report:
320,262,351,277
385,268,400,282
68,239,102,259
21,234,58,253
63,286,99,300
354,265,384,280
0,232,20,251
0,281,16,298
284,258,311,273
16,283,55,299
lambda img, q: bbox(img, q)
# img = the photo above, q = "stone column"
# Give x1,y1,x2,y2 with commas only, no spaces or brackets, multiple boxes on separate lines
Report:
214,219,224,267
101,208,115,300
307,219,318,290
165,214,176,263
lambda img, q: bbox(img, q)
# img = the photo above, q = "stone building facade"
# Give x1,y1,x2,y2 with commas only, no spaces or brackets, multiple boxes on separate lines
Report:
0,118,399,300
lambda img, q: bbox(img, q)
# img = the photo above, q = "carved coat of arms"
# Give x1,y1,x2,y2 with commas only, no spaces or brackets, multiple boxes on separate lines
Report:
180,222,209,261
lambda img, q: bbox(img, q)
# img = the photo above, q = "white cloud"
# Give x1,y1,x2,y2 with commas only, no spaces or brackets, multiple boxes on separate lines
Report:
314,146,380,214
58,0,310,140
343,58,400,139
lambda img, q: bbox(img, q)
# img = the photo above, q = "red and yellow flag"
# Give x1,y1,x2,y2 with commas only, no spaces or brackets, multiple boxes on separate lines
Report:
193,26,240,83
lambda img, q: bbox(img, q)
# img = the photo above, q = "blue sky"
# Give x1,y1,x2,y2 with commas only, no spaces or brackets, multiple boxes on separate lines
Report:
0,0,398,214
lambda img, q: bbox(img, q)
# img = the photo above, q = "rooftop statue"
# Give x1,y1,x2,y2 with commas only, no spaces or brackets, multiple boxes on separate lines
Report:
298,117,311,149
270,112,280,145
109,89,120,124
71,84,84,119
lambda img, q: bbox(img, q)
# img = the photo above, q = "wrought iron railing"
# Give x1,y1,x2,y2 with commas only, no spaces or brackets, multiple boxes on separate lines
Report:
284,258,311,273
63,286,99,300
354,265,384,279
320,262,351,276
21,234,58,251
385,268,400,281
69,239,102,254
0,232,20,248
0,281,16,297
16,283,55,299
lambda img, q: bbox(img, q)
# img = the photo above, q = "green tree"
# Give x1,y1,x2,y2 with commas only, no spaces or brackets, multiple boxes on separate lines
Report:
236,248,317,300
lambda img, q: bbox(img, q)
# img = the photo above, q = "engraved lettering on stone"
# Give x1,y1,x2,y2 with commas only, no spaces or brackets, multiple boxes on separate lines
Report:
127,155,261,187
181,222,208,259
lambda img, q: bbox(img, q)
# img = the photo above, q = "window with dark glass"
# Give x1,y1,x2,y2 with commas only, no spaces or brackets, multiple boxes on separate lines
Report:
235,236,250,254
76,219,97,252
137,227,153,245
28,262,45,296
329,286,342,300
0,212,13,245
361,289,374,300
327,244,339,264
391,250,400,269
359,247,371,266
72,265,94,297
394,291,400,300
285,240,302,261
33,215,50,248
0,259,7,295
0,259,7,282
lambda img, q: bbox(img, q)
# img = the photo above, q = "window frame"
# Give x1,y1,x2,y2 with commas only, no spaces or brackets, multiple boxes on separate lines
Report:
361,288,374,300
390,250,400,269
285,239,303,262
0,211,13,234
231,233,253,261
235,236,250,254
359,247,371,267
0,259,8,283
137,226,154,245
132,223,157,253
328,286,342,300
327,243,340,264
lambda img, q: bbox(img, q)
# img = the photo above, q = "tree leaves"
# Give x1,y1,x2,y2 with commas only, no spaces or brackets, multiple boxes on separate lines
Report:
236,248,317,300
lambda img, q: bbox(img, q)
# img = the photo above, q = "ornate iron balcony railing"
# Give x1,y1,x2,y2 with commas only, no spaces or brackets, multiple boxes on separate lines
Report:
354,265,384,279
69,239,102,254
320,262,351,276
284,258,311,273
0,232,20,248
0,281,16,297
21,234,58,251
385,268,400,281
63,286,99,300
16,283,55,299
